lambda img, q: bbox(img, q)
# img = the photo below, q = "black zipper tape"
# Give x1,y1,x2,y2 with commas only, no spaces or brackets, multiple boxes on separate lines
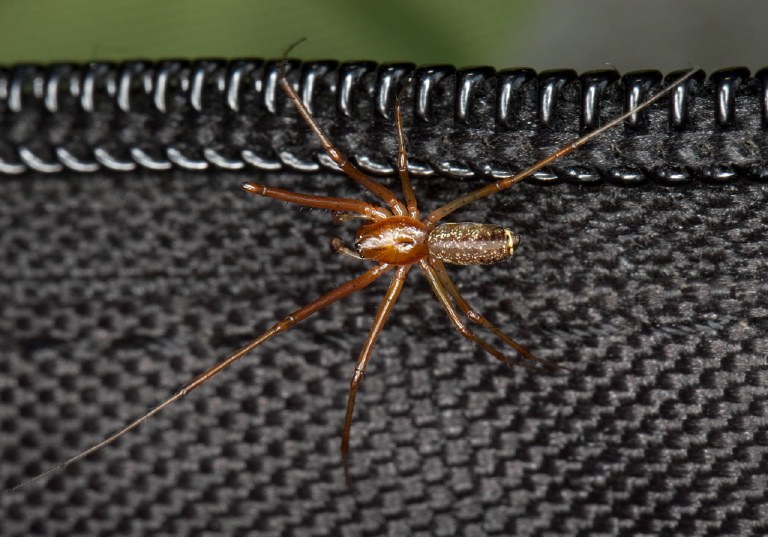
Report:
0,59,764,185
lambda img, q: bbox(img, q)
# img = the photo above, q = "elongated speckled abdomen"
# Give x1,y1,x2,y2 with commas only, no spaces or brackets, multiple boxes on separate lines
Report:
427,222,520,265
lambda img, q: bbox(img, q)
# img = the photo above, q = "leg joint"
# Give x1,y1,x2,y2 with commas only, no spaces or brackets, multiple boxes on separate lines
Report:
455,322,474,340
327,147,346,167
350,370,364,389
465,309,483,324
274,315,295,333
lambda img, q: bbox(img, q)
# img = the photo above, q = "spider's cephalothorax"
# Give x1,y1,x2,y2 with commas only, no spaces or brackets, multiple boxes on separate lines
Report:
353,216,428,264
8,39,699,492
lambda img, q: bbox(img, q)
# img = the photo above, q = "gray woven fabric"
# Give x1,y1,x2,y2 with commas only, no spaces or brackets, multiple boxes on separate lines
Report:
1,168,766,536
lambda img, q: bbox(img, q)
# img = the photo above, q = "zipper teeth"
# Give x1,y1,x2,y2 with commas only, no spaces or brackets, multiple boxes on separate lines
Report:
0,59,764,184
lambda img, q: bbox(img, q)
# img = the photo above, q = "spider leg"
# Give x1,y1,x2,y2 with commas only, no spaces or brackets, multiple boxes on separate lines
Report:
242,182,390,221
424,68,701,227
279,43,407,216
418,259,545,372
8,263,394,492
394,82,419,219
342,264,411,489
431,258,563,370
332,210,375,224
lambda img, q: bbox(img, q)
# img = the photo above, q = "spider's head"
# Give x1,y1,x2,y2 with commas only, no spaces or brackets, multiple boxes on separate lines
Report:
354,216,429,265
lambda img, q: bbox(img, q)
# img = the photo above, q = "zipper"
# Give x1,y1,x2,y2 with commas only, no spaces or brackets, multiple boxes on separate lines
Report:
0,59,763,185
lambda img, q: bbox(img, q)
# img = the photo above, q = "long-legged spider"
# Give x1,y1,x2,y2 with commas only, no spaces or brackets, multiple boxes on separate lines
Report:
9,44,698,491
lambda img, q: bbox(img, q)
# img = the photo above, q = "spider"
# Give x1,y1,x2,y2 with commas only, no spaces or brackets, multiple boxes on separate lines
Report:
9,44,698,491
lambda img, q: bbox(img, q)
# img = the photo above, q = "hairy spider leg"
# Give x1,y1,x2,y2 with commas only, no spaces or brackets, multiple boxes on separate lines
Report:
418,260,543,372
242,182,388,220
423,68,701,227
8,262,393,492
341,265,411,488
393,82,419,218
430,258,563,370
280,41,407,216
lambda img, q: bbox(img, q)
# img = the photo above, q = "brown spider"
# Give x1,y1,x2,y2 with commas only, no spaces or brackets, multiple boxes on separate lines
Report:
9,44,698,491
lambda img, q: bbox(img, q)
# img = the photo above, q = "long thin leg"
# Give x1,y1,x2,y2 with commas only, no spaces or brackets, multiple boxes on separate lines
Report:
8,263,394,492
342,264,410,488
280,42,407,216
424,68,701,227
242,182,390,221
394,84,419,219
431,258,562,370
418,259,544,371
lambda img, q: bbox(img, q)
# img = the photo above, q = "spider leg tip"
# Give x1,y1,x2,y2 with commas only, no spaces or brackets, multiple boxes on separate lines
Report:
282,38,307,59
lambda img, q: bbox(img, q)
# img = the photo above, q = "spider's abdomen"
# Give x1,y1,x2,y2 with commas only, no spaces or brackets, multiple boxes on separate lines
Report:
428,222,520,265
355,216,429,265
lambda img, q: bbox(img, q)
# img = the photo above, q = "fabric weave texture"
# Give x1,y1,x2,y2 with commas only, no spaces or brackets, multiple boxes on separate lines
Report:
1,167,766,536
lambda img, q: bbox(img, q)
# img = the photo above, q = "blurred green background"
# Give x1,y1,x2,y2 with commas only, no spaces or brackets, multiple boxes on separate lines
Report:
0,0,764,73
0,0,531,66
